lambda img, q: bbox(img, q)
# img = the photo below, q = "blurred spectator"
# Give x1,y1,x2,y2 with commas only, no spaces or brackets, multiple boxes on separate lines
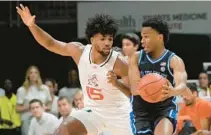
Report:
57,96,73,125
0,88,5,97
121,33,140,58
44,78,59,117
209,81,211,93
16,65,52,135
28,99,59,135
72,90,84,110
198,72,210,97
59,69,81,102
0,79,21,135
177,83,211,135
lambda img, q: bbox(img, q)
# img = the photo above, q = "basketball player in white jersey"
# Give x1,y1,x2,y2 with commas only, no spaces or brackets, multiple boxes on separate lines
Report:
16,4,133,135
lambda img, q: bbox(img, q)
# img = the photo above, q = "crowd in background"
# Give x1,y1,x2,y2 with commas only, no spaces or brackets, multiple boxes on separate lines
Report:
0,32,211,135
0,66,83,135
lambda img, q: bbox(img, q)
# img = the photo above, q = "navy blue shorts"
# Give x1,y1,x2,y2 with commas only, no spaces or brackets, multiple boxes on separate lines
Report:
130,96,178,135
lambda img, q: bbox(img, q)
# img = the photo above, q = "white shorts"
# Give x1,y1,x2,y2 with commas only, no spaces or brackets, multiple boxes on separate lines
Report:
71,108,133,135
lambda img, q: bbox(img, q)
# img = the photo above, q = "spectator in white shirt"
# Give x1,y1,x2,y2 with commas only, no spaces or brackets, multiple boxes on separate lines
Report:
57,96,73,125
16,65,52,135
59,69,81,102
72,90,84,110
28,99,59,135
44,78,59,117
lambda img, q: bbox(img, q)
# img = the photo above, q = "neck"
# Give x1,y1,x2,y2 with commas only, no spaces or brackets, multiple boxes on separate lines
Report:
189,97,198,107
149,46,165,60
200,86,207,90
63,112,71,119
5,92,12,99
30,81,37,86
91,48,107,64
51,94,54,101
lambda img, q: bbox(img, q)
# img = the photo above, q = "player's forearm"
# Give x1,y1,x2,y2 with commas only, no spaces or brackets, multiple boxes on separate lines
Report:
28,24,55,49
128,68,140,91
114,80,131,97
172,83,189,96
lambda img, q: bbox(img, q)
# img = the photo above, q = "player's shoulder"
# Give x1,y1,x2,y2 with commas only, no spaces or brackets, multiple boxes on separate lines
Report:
68,42,85,48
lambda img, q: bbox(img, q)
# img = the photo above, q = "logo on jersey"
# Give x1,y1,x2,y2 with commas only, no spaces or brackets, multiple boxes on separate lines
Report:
160,66,166,72
88,74,99,87
160,62,166,66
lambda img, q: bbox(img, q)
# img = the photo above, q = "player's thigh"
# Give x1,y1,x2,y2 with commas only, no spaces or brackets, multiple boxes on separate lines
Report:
154,107,177,135
71,109,106,135
106,118,133,135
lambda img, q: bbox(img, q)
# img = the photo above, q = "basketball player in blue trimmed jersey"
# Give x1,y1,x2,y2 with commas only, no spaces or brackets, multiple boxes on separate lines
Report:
128,18,192,135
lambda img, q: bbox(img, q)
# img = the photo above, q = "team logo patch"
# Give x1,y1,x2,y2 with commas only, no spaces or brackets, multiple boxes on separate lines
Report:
88,74,99,87
160,67,166,72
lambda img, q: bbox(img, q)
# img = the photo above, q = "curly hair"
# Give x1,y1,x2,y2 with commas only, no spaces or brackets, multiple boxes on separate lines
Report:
85,14,118,42
142,18,169,45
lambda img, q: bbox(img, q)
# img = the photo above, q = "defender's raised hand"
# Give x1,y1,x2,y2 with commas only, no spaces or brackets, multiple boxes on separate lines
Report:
16,4,35,27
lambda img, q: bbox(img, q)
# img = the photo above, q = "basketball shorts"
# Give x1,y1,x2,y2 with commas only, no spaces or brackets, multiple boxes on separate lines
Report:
71,108,133,135
130,96,178,135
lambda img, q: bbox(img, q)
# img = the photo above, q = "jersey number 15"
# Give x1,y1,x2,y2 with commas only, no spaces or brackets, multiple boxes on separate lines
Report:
86,86,104,100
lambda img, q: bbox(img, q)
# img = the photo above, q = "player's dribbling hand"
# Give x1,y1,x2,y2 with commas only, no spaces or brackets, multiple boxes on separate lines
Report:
107,71,118,87
160,80,174,101
16,4,36,27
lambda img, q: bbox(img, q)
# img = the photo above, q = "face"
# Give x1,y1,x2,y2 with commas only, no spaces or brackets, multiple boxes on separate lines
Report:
141,27,163,53
91,33,113,56
58,99,72,117
30,102,44,118
73,92,84,109
122,39,138,56
183,91,197,106
28,67,39,83
69,70,78,84
199,73,208,88
45,80,55,94
4,79,12,91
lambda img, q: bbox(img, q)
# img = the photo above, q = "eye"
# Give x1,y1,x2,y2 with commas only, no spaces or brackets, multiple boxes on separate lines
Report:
100,38,105,41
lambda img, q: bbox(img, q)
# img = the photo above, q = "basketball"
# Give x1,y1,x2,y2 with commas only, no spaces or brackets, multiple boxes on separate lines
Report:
136,73,168,103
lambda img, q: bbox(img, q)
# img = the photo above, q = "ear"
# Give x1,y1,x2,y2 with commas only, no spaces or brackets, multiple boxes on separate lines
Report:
158,34,163,41
90,37,94,44
193,91,198,97
134,44,139,51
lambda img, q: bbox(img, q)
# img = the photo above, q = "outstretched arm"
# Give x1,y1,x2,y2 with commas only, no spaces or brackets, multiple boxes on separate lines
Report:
16,4,83,64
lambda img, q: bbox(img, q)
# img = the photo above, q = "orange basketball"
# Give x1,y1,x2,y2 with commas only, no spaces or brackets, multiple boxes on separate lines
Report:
136,73,167,103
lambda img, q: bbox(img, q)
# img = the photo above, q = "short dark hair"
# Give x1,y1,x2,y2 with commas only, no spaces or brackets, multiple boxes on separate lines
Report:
142,18,169,45
121,33,140,46
187,83,198,93
199,71,208,75
58,96,71,104
85,14,118,42
44,78,56,87
29,99,43,109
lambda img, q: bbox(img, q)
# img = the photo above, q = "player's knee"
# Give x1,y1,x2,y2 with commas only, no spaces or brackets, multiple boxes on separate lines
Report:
57,116,87,135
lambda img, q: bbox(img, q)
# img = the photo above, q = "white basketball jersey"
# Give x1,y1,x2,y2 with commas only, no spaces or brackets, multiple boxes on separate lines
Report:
78,45,131,118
